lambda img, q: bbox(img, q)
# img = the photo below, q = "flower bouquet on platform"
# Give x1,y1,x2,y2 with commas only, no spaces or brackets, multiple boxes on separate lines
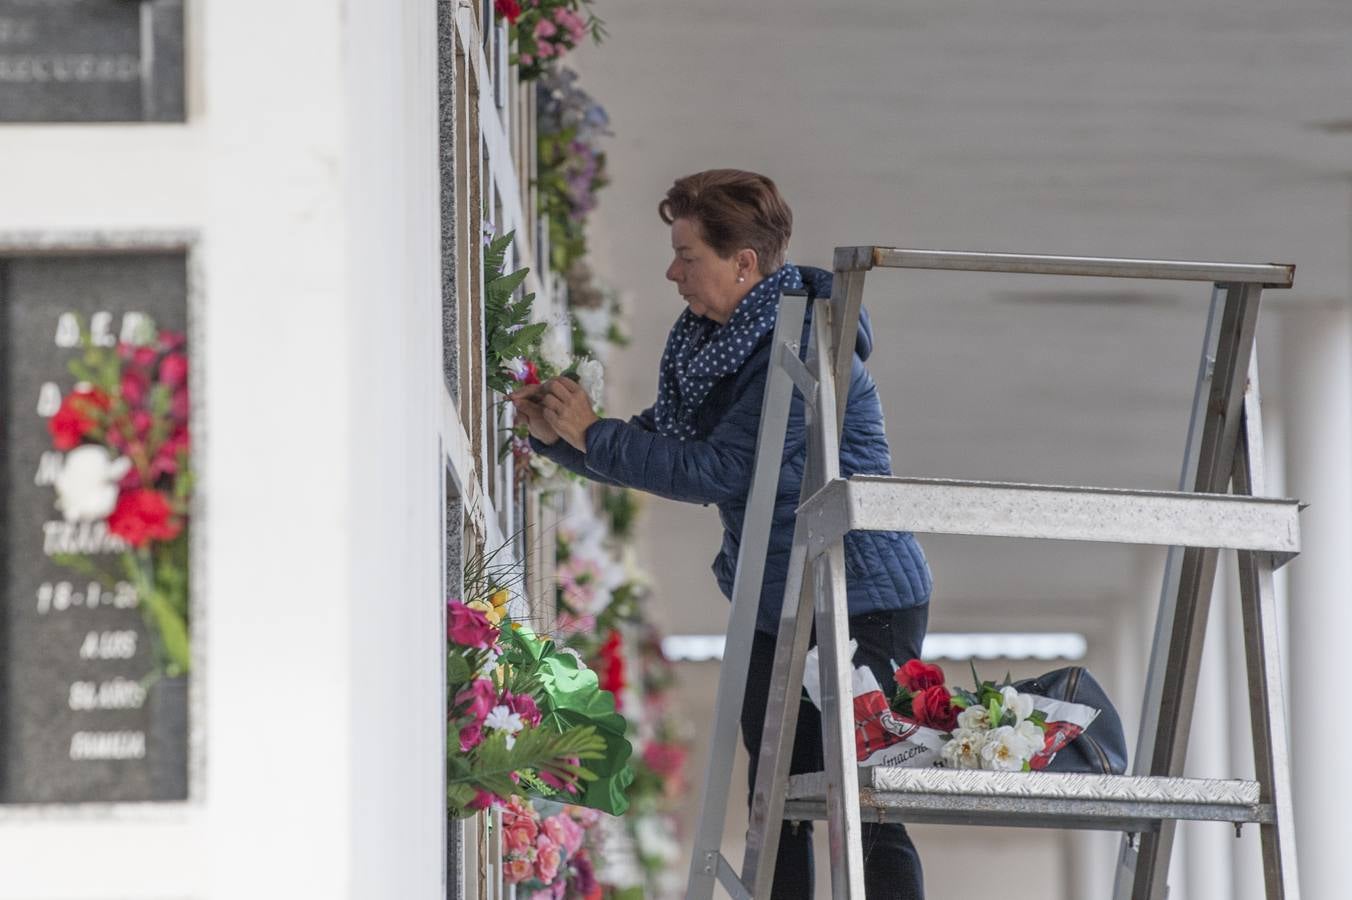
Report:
802,644,1101,772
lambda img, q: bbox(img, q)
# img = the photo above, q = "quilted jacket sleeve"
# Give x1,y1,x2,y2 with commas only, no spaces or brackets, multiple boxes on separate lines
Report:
578,365,789,505
528,405,660,487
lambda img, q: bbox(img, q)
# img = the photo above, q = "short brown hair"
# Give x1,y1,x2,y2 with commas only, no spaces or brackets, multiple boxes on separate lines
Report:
658,169,793,275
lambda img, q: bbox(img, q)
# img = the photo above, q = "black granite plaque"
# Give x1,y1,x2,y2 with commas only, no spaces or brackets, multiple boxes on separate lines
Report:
0,252,189,803
0,0,184,122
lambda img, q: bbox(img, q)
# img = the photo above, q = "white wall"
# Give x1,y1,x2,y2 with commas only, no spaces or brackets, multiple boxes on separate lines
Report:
0,1,448,897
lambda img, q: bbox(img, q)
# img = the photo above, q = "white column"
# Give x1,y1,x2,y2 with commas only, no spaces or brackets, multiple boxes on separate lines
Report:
1281,304,1352,899
1180,572,1235,900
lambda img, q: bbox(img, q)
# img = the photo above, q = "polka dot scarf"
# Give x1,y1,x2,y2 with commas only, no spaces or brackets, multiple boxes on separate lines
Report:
652,263,805,439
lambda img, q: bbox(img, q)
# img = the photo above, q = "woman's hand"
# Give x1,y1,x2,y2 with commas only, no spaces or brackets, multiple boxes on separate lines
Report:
538,376,599,452
508,383,561,445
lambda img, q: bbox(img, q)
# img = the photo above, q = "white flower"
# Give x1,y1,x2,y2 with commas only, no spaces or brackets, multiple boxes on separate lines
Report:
478,648,502,679
484,704,525,749
576,358,605,407
504,357,529,381
979,725,1039,771
1016,718,1045,754
528,454,559,480
54,446,132,522
1001,686,1035,723
634,815,681,864
956,705,990,732
940,729,986,769
540,318,573,372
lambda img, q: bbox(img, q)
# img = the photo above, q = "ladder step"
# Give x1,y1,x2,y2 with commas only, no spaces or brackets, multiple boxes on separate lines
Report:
799,476,1299,561
783,768,1270,832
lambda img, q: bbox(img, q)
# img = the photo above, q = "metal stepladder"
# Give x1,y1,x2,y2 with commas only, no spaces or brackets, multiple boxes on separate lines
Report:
685,247,1301,900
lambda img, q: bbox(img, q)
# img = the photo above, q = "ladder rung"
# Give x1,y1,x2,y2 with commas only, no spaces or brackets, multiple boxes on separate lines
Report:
784,768,1271,832
832,246,1295,287
799,476,1300,562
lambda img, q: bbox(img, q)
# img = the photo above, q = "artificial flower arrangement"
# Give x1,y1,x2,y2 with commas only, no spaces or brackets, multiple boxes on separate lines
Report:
494,0,604,82
501,794,602,899
803,648,1100,771
536,67,610,275
449,528,635,817
46,316,192,676
482,228,605,489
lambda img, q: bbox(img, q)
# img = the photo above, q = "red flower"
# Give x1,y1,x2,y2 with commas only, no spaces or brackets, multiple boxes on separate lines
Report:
121,370,149,408
157,330,187,353
520,359,541,386
159,352,188,389
107,488,183,548
641,740,687,781
494,0,522,24
911,685,959,732
597,629,626,705
48,388,109,450
894,659,945,692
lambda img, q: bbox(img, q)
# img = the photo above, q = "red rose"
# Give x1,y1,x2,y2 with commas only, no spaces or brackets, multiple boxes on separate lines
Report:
107,488,182,548
911,685,959,732
894,659,945,692
494,0,522,24
48,388,109,450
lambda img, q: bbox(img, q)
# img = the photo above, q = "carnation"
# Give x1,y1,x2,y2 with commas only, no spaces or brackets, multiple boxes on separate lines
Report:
53,445,132,522
576,357,604,406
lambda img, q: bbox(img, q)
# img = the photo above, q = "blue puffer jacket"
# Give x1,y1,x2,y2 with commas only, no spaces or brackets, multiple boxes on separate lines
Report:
534,265,932,634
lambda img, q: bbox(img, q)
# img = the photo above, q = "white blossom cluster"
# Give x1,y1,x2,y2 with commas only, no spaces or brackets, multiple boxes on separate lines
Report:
940,686,1045,771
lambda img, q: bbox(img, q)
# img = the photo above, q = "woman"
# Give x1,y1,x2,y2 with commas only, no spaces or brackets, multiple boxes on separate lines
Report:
510,169,932,899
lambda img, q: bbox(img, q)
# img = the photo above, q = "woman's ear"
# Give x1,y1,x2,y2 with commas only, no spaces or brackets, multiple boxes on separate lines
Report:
737,248,760,279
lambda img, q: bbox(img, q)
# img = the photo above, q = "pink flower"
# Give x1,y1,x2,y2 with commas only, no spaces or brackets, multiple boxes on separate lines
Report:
519,53,533,65
170,385,189,422
447,600,499,650
157,330,187,352
552,7,587,43
534,834,562,883
159,353,188,389
543,812,584,857
504,856,534,884
533,17,557,39
504,691,541,727
554,611,595,636
467,788,498,811
536,40,556,58
503,803,540,854
538,758,581,795
120,370,149,407
131,346,158,370
453,678,498,751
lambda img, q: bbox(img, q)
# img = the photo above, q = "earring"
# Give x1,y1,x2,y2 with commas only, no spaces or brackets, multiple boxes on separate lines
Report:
737,274,745,283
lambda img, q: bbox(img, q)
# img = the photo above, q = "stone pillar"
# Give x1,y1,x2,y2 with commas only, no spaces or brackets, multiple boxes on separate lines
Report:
1281,304,1352,899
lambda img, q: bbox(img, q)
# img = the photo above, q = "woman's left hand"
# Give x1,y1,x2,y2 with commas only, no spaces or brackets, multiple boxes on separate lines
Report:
540,376,599,452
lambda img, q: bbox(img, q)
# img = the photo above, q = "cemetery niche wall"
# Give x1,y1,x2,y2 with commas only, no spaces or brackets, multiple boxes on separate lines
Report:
0,0,185,122
0,248,191,803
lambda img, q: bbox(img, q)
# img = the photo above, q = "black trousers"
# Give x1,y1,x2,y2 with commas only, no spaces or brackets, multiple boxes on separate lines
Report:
741,607,928,900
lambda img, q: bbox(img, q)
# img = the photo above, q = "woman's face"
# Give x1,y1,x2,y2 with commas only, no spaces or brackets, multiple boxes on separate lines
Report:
665,217,754,325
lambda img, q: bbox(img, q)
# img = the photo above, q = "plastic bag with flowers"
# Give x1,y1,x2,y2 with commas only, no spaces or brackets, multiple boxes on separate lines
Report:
802,644,1100,772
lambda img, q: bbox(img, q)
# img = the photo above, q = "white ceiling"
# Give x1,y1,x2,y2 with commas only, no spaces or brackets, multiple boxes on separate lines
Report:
571,0,1352,634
